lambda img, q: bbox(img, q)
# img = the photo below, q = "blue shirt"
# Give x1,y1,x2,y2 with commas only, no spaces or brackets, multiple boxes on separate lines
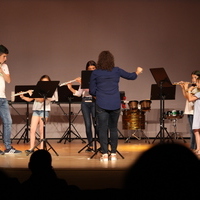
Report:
89,67,138,110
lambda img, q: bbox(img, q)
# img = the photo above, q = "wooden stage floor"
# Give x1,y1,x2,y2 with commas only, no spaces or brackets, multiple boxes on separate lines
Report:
0,137,191,190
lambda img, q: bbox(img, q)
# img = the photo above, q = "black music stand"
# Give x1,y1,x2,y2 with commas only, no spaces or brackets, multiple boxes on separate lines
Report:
26,81,59,156
150,68,176,143
11,85,37,144
57,85,85,143
81,70,92,89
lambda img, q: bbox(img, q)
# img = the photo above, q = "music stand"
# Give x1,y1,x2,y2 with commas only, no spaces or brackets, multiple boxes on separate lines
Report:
81,70,92,89
11,85,37,144
26,80,59,156
57,85,85,143
150,68,176,143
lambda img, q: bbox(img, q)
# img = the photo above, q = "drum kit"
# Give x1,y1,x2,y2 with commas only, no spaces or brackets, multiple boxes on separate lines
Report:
122,99,185,143
122,100,152,143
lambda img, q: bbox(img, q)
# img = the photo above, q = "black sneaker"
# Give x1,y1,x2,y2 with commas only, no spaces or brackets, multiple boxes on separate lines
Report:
4,147,22,154
0,150,5,155
25,149,34,154
85,147,94,152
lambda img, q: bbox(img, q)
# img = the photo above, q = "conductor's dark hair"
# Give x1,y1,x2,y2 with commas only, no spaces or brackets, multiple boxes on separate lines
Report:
97,51,115,71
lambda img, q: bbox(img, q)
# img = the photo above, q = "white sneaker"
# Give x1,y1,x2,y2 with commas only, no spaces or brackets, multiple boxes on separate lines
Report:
100,153,108,161
110,153,117,161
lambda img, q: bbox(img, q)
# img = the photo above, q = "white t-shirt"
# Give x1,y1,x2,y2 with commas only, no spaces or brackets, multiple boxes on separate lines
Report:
0,63,9,98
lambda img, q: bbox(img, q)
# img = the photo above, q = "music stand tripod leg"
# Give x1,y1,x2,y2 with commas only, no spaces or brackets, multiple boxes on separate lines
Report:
89,138,101,159
71,124,86,143
11,125,26,142
17,127,29,144
59,97,86,144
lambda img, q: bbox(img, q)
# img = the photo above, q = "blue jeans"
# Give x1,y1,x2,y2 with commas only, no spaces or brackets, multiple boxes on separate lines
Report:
96,104,120,154
187,114,196,149
81,100,95,146
0,98,12,149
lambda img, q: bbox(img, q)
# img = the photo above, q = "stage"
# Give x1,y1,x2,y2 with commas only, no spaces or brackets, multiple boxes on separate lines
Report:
0,137,192,190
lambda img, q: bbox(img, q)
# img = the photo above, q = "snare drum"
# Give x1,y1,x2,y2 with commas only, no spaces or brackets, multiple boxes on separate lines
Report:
164,110,184,119
122,109,145,130
128,100,138,110
140,100,152,111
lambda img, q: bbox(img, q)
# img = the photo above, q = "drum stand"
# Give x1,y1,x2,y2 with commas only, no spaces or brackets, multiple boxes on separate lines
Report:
125,123,149,143
169,118,186,143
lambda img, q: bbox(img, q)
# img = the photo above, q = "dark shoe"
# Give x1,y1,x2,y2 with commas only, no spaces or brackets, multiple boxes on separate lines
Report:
85,147,94,152
25,149,34,154
4,147,22,154
0,150,5,155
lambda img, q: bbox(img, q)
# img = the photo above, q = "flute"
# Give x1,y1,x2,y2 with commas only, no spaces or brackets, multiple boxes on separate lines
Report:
12,90,34,97
173,82,196,86
59,79,76,87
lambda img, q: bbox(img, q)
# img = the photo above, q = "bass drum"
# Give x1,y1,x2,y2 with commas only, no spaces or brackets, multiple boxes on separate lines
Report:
122,109,145,130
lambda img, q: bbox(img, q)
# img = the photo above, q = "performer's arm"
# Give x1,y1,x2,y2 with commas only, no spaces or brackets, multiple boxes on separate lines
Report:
0,66,11,83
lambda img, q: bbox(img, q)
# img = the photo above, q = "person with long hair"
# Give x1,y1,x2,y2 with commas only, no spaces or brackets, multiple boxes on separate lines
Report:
89,51,143,161
67,60,96,152
20,75,57,153
179,70,200,150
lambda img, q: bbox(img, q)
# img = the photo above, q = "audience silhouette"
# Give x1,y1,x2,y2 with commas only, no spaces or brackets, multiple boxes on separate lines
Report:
2,143,199,200
123,142,200,199
21,149,80,200
0,168,21,199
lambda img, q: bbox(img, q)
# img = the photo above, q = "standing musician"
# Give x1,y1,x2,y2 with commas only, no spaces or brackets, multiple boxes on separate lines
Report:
89,51,143,161
20,75,57,153
178,70,200,151
0,44,22,154
66,60,96,152
186,77,200,155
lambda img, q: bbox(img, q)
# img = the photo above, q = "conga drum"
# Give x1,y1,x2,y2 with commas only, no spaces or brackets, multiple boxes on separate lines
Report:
140,100,152,111
128,100,138,110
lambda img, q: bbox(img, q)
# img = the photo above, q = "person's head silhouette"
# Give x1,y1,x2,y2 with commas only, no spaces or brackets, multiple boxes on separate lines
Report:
28,149,52,173
123,142,200,199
